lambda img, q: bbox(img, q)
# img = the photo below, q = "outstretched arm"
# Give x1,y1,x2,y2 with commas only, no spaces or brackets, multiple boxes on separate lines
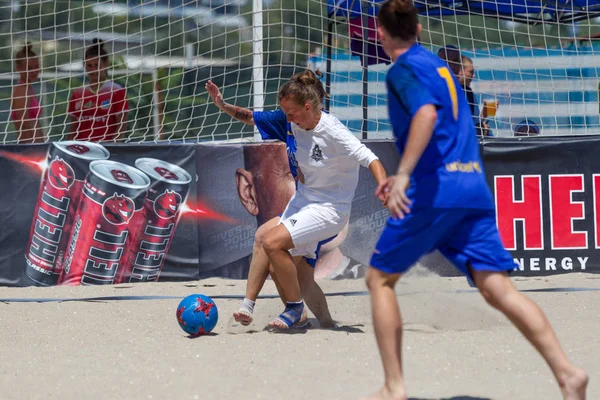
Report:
205,80,255,125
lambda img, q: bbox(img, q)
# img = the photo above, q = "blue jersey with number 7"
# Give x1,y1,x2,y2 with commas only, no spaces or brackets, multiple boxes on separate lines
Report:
386,43,494,210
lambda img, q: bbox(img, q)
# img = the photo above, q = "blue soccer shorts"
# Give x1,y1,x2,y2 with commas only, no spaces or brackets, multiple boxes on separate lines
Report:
370,208,516,282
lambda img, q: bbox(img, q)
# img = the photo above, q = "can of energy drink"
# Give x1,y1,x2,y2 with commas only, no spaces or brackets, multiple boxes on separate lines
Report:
116,158,192,284
60,160,150,286
25,141,110,286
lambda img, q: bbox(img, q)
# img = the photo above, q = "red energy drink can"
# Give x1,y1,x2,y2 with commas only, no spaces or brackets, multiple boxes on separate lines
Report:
60,160,150,286
116,158,192,284
25,141,110,286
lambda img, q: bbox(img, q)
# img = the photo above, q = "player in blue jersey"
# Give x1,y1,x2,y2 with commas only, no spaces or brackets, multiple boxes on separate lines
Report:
362,1,588,400
205,71,336,328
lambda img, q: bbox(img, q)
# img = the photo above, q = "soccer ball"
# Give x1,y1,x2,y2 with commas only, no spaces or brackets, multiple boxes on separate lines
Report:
176,294,219,336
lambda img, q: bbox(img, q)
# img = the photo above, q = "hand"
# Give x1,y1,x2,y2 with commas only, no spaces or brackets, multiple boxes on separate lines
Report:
378,174,412,219
475,119,491,137
482,121,490,136
375,176,393,207
205,80,224,108
382,194,389,208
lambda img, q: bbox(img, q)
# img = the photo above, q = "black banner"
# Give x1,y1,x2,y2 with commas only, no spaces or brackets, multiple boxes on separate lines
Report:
0,137,597,287
481,136,600,275
0,141,397,287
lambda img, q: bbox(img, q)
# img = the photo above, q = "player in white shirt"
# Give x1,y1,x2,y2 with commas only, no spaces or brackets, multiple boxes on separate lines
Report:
263,75,388,330
206,71,339,329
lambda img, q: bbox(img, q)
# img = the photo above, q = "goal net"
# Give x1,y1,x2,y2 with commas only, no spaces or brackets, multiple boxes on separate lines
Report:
1,0,600,143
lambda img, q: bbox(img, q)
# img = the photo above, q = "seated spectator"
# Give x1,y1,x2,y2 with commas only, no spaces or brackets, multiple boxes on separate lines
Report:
514,120,540,137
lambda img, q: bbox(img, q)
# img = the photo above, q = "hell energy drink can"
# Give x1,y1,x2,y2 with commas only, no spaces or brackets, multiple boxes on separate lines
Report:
116,158,192,284
60,160,150,286
25,141,110,286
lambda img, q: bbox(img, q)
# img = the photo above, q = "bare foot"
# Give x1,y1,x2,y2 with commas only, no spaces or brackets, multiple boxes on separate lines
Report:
268,318,289,329
561,368,588,400
233,310,253,326
359,387,406,400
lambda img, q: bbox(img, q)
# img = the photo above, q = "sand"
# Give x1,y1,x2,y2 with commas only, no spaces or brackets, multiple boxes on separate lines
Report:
0,269,598,400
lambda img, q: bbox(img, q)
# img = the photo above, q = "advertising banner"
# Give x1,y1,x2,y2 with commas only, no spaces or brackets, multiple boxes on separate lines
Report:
0,137,597,287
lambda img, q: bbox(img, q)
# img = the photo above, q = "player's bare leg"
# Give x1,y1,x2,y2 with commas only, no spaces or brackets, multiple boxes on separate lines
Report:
269,256,304,305
361,267,406,400
296,259,335,328
269,257,308,327
234,220,331,326
473,270,588,400
233,217,279,325
233,219,310,326
263,224,303,329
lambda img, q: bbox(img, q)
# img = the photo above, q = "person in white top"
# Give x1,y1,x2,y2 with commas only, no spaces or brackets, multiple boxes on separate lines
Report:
264,74,388,330
206,71,342,329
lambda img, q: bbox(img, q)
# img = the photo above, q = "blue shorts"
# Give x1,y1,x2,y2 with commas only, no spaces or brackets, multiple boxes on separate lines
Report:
370,208,516,283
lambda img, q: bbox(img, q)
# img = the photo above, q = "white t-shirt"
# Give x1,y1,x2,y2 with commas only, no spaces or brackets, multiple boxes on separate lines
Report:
292,112,379,204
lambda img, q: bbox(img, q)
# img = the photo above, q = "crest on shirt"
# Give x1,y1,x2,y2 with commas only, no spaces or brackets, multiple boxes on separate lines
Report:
101,100,110,110
310,144,323,162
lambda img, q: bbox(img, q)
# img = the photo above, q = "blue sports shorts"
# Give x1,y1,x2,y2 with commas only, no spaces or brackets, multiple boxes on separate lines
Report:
370,208,516,283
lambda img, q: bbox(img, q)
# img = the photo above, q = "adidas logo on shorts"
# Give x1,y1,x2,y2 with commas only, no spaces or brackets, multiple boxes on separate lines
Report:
290,219,297,226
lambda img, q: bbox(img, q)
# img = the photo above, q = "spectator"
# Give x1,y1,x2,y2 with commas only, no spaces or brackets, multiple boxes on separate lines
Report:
11,42,44,143
458,55,491,136
68,39,129,142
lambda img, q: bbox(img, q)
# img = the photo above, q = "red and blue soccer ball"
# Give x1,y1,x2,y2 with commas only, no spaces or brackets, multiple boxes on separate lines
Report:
176,294,219,336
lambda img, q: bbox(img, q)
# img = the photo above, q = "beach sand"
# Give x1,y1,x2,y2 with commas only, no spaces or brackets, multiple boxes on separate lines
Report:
0,268,597,400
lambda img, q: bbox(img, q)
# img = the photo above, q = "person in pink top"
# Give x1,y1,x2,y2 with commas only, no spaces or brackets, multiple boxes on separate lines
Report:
11,42,44,143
